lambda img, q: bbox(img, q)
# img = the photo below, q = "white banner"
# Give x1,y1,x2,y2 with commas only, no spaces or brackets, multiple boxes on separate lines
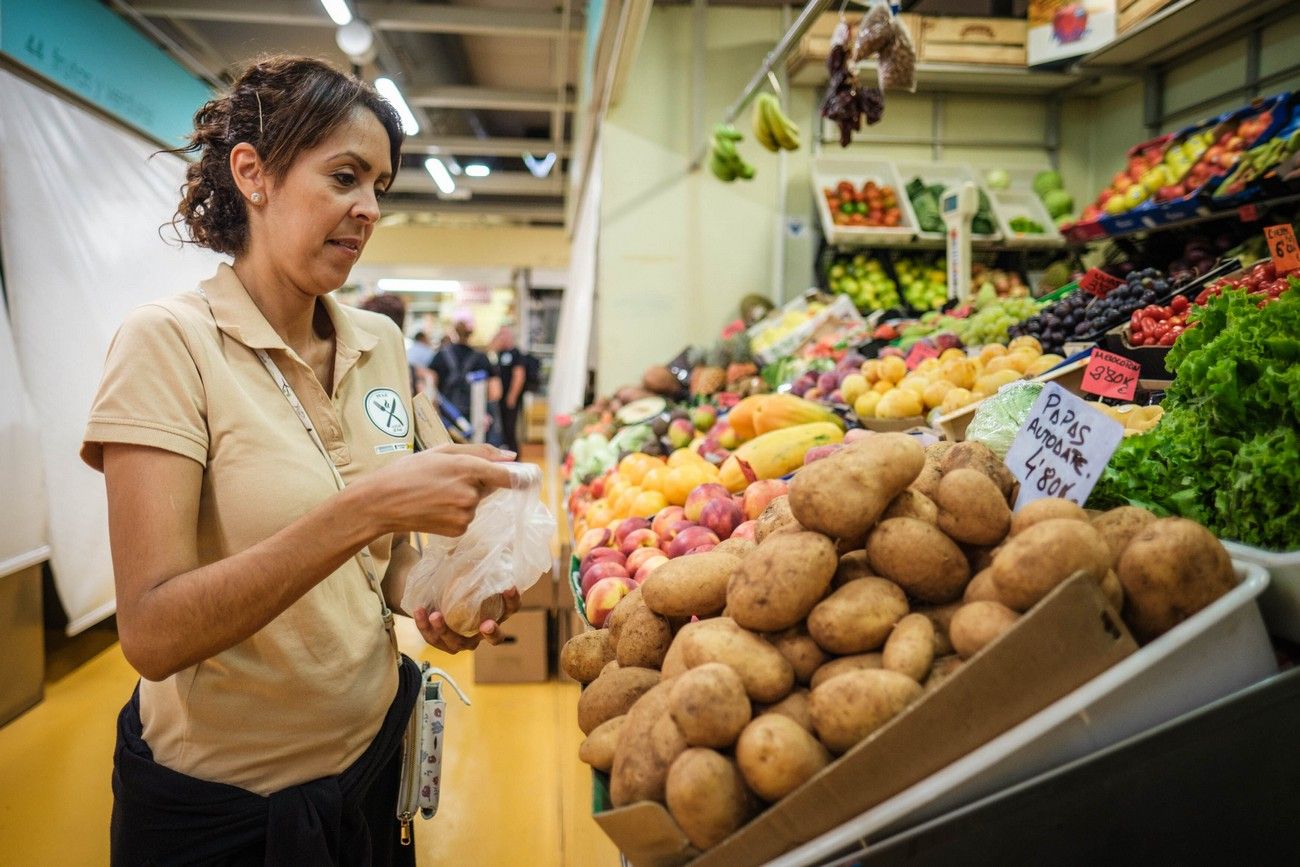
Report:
0,70,221,632
0,275,48,578
549,144,601,416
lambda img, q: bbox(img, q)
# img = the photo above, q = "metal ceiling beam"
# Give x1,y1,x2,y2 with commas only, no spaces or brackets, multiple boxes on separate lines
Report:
381,199,565,221
388,170,565,197
131,0,582,39
406,85,574,112
405,136,570,158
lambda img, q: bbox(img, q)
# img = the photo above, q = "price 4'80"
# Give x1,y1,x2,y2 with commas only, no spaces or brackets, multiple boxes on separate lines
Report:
1019,393,1092,499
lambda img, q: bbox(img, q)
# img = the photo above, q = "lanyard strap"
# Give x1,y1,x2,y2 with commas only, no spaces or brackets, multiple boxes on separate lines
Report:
251,348,400,661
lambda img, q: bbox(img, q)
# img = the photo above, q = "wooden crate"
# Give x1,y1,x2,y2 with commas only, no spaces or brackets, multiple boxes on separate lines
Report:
786,12,921,79
1118,0,1178,33
917,16,1027,66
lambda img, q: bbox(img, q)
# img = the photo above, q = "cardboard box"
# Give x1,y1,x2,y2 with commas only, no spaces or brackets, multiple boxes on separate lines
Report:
592,575,1136,866
474,609,551,684
1027,0,1117,68
518,570,557,610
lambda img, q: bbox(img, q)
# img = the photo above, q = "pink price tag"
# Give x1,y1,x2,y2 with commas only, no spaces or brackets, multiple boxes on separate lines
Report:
905,342,940,370
1080,268,1125,298
1082,348,1141,401
1238,204,1259,222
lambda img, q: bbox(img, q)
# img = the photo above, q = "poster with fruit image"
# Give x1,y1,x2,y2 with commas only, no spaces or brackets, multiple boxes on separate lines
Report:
1027,0,1116,67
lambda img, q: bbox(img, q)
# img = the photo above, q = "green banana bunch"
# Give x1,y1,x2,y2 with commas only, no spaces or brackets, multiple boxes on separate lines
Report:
710,124,755,182
751,92,800,153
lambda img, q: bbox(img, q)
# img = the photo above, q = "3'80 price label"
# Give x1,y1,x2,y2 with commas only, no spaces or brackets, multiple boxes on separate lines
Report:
1004,383,1125,509
1082,348,1141,401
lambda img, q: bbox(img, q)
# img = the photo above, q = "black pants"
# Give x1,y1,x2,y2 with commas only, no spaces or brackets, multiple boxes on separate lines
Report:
500,400,521,454
110,658,421,867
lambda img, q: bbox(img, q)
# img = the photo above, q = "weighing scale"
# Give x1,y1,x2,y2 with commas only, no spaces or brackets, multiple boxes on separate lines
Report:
941,182,978,304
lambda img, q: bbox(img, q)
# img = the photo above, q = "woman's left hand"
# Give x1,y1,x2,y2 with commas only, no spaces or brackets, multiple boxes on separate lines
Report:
413,588,521,653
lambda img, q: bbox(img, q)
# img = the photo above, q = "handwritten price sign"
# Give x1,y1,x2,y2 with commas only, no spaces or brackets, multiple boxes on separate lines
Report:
1082,348,1141,401
1080,268,1126,298
1005,383,1125,509
1265,223,1300,274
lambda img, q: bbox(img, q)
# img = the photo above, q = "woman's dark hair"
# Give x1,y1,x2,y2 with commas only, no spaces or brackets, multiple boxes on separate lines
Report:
166,55,404,256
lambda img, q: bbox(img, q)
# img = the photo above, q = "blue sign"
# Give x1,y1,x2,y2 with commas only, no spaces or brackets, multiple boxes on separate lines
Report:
0,0,213,145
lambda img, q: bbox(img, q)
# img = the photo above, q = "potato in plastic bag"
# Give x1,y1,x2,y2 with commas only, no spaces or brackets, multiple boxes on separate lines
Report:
401,463,556,636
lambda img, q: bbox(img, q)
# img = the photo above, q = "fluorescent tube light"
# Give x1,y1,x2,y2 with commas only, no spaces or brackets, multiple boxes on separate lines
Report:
523,152,557,178
319,0,353,27
375,77,420,135
464,164,491,178
377,279,461,294
424,157,456,195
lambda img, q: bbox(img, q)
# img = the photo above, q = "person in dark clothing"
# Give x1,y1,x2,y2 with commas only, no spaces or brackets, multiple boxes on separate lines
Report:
431,319,495,429
491,326,526,454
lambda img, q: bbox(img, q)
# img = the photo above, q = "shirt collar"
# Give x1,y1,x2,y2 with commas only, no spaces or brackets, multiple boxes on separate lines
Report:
201,263,379,354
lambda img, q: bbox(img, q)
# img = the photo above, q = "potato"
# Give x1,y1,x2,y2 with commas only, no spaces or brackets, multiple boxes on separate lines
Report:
736,714,831,802
768,625,830,685
666,749,756,851
914,601,961,656
924,655,963,691
605,587,644,645
933,468,1011,548
616,605,673,669
789,433,925,541
833,550,875,588
578,715,626,772
809,652,883,690
938,441,1014,500
650,713,689,768
714,537,757,558
601,660,621,677
1117,518,1237,641
1091,505,1157,570
963,543,1000,573
1101,569,1124,613
810,669,922,754
949,601,1019,659
882,613,935,683
963,568,1002,604
807,577,909,655
610,680,676,805
866,518,971,604
910,442,952,501
660,620,701,679
578,666,660,735
642,551,742,618
560,629,616,684
754,495,801,544
1010,497,1087,536
669,663,752,749
728,532,837,632
990,519,1111,612
757,689,813,732
882,489,939,525
679,618,795,704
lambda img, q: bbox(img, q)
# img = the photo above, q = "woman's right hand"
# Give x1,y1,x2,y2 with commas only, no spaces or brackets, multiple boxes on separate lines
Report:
357,443,516,537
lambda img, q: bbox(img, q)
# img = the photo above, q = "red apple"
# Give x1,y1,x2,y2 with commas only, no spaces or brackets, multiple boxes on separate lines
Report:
613,517,651,548
698,498,744,541
667,526,720,558
574,527,611,560
741,478,788,521
731,520,757,541
581,559,630,597
633,554,669,583
652,506,686,538
684,483,732,522
585,575,636,627
620,528,661,555
626,546,665,575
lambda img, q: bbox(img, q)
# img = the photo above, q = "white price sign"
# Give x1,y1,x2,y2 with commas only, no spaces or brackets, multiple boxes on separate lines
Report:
1004,382,1125,509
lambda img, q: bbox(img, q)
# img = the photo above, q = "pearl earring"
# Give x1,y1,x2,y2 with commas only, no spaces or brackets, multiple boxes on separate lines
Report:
251,192,264,205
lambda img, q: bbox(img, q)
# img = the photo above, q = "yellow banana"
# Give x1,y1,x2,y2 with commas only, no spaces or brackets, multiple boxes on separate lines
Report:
765,97,801,151
752,95,780,153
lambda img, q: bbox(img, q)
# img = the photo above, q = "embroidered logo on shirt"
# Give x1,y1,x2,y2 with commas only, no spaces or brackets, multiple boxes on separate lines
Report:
364,388,410,437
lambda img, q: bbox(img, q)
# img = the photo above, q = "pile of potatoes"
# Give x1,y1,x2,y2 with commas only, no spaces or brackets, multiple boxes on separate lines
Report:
561,434,1239,852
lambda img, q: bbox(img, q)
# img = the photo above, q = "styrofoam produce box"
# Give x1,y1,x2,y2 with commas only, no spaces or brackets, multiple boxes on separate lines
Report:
990,189,1065,248
769,562,1274,867
969,163,1052,197
811,157,920,246
1222,540,1300,642
895,160,1002,243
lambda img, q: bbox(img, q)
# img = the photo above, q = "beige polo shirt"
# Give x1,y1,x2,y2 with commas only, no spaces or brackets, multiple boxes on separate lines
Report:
82,263,414,796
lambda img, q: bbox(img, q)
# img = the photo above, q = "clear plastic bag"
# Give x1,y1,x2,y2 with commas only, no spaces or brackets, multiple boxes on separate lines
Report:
854,4,895,59
878,12,917,93
965,380,1044,460
401,463,557,636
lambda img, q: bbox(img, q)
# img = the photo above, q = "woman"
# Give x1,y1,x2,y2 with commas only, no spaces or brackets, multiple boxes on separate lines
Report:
81,56,518,864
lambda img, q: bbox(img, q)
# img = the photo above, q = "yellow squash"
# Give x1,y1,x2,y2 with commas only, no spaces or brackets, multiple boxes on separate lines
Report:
719,421,845,492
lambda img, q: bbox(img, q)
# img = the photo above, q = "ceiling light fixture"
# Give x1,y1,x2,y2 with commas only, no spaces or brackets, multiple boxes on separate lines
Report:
335,19,376,65
319,0,353,27
375,77,420,135
377,279,461,294
424,157,456,195
464,164,491,178
523,152,558,178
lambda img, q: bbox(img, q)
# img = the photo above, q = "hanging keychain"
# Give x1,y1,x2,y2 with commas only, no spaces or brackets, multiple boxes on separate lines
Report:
418,664,471,820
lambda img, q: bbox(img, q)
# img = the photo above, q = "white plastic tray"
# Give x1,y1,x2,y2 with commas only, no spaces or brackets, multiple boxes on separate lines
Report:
894,161,1002,243
770,562,1274,867
1222,540,1300,642
990,189,1065,249
812,157,921,246
968,163,1053,198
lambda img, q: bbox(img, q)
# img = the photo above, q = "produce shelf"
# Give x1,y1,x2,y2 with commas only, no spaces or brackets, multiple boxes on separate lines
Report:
791,57,1088,94
1066,191,1300,243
